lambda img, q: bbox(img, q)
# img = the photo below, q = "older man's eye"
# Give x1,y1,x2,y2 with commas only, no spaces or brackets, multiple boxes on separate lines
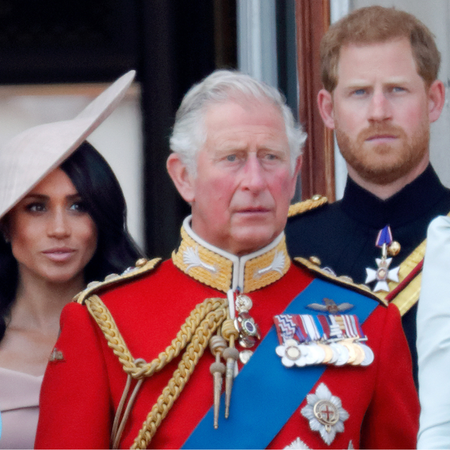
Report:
226,154,237,162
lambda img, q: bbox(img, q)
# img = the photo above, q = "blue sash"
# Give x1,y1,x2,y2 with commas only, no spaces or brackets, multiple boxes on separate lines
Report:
183,278,379,449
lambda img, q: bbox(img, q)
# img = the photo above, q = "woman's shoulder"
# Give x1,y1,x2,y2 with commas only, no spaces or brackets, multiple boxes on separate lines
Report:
0,367,42,411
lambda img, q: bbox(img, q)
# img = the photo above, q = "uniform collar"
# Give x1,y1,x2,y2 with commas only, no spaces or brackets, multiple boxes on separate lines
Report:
341,165,449,228
172,216,291,293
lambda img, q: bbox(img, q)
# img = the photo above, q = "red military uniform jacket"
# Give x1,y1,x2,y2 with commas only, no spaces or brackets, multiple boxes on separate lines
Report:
36,220,418,449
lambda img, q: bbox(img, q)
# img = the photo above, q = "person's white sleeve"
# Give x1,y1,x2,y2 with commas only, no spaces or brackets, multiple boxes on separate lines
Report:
417,215,450,448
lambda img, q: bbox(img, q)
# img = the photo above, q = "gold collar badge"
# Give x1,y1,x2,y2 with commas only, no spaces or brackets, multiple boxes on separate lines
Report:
172,217,290,294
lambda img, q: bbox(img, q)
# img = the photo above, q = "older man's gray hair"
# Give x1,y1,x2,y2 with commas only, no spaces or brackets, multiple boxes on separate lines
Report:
170,70,306,176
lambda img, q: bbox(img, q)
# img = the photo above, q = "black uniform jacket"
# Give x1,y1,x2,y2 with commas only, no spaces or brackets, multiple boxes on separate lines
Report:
286,165,450,387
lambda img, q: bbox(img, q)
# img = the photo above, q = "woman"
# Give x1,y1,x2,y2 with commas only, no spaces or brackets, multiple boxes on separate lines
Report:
417,215,450,449
0,71,143,448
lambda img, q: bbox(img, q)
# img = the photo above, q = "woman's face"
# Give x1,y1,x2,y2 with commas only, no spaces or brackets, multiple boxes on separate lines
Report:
7,168,98,286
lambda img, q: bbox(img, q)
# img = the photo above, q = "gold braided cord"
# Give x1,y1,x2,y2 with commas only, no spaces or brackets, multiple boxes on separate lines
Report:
293,257,383,304
86,295,227,379
131,306,228,449
76,258,161,305
85,294,230,448
113,378,144,449
86,295,135,371
111,374,132,442
287,195,328,218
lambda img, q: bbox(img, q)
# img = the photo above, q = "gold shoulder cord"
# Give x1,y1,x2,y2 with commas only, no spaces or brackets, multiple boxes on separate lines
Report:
294,257,385,305
75,258,162,305
288,195,328,218
84,294,229,449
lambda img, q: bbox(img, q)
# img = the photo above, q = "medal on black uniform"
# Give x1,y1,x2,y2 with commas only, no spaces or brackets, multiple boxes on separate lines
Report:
365,225,400,292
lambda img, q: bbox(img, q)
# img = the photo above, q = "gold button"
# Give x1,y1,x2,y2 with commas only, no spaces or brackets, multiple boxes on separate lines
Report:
388,241,401,256
104,273,119,281
309,256,321,266
135,258,148,267
339,275,353,283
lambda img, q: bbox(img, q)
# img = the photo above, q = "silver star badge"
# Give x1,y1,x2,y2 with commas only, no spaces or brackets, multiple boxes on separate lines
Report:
301,383,349,445
365,257,399,292
284,438,310,449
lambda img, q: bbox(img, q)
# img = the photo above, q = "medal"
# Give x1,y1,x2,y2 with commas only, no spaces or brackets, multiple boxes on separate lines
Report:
365,226,400,292
234,294,261,348
274,312,374,367
305,343,326,365
357,342,375,366
239,349,253,364
340,340,357,364
332,343,349,366
317,342,334,364
351,341,366,366
301,383,349,445
276,339,308,367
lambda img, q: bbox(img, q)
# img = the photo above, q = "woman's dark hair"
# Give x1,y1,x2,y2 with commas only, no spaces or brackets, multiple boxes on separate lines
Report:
0,141,144,340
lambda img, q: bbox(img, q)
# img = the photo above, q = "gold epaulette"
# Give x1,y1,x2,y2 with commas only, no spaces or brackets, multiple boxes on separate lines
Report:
288,195,328,218
293,256,387,306
74,257,162,305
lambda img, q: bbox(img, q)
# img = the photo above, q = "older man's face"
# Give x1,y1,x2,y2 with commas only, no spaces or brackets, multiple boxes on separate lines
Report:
188,99,298,256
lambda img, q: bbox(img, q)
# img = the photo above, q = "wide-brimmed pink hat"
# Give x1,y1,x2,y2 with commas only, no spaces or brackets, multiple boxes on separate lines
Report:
0,70,136,220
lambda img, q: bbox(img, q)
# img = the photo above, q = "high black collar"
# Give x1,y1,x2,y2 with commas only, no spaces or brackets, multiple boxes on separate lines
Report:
340,165,450,228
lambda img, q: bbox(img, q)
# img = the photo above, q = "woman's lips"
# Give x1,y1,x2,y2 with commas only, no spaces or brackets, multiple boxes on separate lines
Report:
42,248,75,262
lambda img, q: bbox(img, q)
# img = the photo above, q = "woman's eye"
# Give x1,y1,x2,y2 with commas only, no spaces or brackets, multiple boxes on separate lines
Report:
70,201,87,212
26,203,46,212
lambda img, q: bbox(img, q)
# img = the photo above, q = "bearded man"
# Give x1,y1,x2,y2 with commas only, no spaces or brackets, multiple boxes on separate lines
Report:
286,6,450,388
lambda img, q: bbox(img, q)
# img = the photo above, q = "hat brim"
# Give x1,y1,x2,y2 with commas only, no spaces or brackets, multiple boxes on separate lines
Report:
0,70,136,220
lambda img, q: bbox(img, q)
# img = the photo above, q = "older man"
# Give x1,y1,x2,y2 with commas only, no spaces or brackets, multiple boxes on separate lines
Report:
36,70,417,449
286,6,450,387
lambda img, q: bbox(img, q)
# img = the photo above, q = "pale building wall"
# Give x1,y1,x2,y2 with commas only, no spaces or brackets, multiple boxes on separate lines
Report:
0,84,144,249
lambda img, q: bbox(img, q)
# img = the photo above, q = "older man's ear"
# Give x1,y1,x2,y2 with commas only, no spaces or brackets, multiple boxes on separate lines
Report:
167,153,195,203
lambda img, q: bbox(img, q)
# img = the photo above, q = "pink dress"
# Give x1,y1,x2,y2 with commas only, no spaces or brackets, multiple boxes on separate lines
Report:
0,367,42,449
